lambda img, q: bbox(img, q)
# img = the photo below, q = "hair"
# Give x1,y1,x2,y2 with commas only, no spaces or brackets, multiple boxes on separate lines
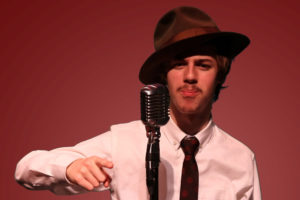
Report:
212,55,231,102
159,55,232,102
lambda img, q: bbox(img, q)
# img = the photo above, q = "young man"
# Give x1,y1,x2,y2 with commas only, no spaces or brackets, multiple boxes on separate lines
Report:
15,6,261,199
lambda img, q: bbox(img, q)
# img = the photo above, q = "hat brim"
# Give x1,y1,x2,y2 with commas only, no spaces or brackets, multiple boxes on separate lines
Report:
139,32,250,84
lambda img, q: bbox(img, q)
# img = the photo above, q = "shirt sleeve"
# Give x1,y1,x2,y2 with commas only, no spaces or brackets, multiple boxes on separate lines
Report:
251,158,262,200
15,130,113,195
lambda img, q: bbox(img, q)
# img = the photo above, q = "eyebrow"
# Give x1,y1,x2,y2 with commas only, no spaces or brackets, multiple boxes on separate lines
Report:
170,59,187,64
168,57,215,68
192,58,214,63
194,59,214,65
171,58,214,63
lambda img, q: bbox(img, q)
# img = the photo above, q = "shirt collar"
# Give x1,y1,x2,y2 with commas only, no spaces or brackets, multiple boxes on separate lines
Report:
162,116,215,150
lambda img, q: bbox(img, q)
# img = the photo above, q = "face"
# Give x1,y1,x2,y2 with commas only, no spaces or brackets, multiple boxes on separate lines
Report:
167,55,219,116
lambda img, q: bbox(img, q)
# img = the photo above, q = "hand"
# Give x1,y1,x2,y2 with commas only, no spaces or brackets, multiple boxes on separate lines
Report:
66,156,113,190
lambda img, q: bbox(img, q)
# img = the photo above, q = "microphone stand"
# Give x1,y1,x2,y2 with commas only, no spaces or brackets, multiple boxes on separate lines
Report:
140,83,169,200
145,125,160,200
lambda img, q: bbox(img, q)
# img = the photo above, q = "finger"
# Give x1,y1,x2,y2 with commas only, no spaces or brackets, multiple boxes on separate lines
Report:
104,180,109,188
85,157,112,186
75,175,95,191
89,162,110,183
94,157,113,169
100,168,112,188
103,177,112,188
82,169,100,188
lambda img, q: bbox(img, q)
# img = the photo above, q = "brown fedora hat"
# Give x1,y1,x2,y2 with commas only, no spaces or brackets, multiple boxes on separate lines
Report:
139,6,250,84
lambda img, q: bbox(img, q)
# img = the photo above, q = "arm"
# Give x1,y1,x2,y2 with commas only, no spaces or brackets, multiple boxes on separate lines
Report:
15,131,114,195
251,158,262,200
238,155,262,200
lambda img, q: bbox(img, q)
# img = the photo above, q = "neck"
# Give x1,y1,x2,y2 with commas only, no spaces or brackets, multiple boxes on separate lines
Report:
170,106,211,136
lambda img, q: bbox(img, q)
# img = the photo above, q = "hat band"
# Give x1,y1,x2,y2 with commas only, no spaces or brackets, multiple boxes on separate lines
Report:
159,27,220,50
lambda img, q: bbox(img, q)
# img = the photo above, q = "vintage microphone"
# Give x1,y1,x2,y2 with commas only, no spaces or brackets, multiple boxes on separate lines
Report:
140,83,169,200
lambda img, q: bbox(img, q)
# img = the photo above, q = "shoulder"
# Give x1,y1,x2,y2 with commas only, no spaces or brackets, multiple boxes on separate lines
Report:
77,120,145,147
109,120,148,159
210,124,255,161
109,120,147,142
110,120,145,132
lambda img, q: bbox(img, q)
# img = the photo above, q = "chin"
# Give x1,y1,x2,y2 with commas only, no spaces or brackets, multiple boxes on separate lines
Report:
178,106,200,115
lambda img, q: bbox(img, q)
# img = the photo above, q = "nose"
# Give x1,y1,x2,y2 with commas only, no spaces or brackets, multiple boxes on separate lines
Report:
184,64,197,84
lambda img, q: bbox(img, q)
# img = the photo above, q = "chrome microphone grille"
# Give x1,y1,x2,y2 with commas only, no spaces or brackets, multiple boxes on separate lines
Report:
140,84,170,127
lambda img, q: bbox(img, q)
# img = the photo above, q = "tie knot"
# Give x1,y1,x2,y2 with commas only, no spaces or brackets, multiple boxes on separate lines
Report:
180,137,199,155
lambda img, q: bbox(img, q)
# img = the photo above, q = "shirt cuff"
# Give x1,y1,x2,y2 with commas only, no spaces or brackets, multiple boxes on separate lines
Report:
50,150,85,183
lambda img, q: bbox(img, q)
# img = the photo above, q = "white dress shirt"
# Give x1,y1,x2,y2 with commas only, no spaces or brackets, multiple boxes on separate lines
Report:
15,118,261,200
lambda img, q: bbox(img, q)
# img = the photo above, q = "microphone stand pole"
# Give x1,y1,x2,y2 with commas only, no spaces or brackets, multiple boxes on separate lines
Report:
145,125,160,200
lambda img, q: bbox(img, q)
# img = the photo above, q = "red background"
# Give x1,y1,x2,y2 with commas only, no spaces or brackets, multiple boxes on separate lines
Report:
1,0,299,199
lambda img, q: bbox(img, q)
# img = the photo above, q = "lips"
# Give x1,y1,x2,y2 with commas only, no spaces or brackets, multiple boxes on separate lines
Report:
178,87,201,97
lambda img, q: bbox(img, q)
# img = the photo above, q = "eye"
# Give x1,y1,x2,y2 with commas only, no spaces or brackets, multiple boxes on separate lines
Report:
170,60,187,69
195,61,212,70
201,64,212,69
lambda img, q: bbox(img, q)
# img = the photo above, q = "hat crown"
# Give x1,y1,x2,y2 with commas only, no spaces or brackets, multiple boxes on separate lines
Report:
139,6,250,84
154,7,220,50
